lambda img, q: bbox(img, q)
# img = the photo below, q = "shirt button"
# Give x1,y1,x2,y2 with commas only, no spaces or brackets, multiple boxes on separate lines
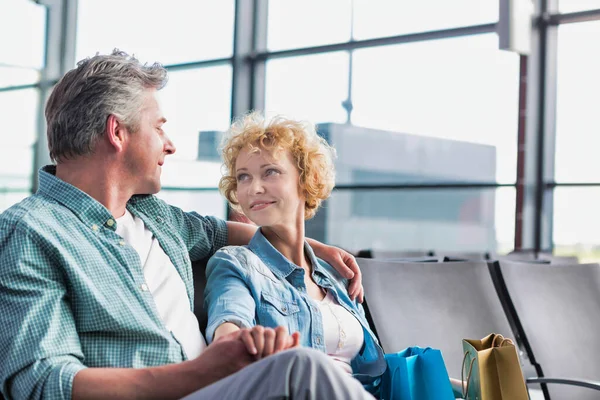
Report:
140,283,149,292
156,217,164,223
281,306,287,313
91,224,98,231
106,219,115,227
119,240,126,246
316,337,322,345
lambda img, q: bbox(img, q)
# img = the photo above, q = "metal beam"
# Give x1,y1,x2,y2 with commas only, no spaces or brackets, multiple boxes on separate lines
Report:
32,0,78,192
230,0,268,120
549,8,600,24
253,24,497,61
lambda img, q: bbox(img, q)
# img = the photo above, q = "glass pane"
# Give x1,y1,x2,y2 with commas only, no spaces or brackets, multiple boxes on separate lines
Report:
0,66,40,87
353,0,498,40
553,187,600,263
267,0,352,50
0,191,30,213
158,66,232,189
0,89,38,197
265,52,349,123
352,34,520,184
0,0,46,68
76,0,235,65
306,187,515,254
555,21,600,183
156,190,226,220
559,0,600,13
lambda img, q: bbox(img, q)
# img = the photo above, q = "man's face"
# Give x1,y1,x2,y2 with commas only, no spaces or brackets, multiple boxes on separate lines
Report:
123,89,176,194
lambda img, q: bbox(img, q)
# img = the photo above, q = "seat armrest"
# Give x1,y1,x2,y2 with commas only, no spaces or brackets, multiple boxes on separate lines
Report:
526,377,600,391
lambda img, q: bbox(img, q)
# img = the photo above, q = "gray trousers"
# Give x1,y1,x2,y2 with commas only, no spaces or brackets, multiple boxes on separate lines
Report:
182,347,375,400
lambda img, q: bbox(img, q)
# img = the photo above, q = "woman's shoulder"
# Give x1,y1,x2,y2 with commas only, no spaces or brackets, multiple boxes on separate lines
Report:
210,245,260,267
208,245,278,280
315,258,350,288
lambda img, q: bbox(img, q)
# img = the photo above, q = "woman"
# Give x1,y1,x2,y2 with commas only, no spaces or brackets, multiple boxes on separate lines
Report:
204,112,386,393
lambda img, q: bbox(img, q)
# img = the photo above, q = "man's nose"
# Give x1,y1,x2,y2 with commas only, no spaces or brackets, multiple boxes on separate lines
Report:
164,134,176,155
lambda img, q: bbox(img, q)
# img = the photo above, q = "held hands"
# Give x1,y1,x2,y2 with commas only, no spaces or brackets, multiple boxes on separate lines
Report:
215,325,301,361
312,242,364,302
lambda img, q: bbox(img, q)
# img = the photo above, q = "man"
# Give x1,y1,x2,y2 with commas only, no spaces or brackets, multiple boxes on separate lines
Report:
0,50,368,400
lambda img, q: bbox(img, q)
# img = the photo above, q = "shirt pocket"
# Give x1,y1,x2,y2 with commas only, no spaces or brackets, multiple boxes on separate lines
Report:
258,292,301,334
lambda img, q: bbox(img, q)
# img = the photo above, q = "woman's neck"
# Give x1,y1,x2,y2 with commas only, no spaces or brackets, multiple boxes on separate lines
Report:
261,222,309,270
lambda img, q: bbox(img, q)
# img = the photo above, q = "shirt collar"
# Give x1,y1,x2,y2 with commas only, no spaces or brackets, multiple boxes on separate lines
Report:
37,165,117,230
247,228,328,280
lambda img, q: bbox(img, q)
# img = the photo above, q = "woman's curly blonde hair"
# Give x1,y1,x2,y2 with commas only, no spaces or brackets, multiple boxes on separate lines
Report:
219,112,336,220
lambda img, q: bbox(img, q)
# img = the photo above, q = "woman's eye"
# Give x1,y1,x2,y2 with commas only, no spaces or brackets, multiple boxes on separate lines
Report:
237,173,249,182
265,168,280,176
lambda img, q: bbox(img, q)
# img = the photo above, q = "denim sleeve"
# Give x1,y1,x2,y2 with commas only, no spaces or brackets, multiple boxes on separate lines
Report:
0,226,87,400
204,249,257,343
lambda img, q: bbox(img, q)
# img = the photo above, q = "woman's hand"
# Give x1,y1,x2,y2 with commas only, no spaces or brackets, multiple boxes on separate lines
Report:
215,325,301,360
308,239,364,302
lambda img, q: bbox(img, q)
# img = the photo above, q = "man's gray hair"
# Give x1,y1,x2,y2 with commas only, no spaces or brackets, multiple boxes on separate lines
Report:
45,49,168,163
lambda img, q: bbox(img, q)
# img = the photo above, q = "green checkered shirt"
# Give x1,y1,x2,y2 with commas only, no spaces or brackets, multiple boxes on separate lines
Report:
0,166,228,400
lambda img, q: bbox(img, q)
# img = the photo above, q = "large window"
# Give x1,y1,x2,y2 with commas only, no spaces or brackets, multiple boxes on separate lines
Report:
265,52,350,123
352,34,519,184
307,187,515,253
553,18,600,261
0,0,46,212
267,1,352,50
555,20,600,183
352,0,497,39
261,2,520,254
559,0,600,13
76,0,235,64
553,188,600,263
4,1,566,256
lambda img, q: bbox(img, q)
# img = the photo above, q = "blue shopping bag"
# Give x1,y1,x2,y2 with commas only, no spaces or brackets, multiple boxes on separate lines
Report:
380,346,455,400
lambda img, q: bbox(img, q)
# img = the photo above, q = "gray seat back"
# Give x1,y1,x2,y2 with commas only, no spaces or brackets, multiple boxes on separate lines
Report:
370,250,435,259
359,259,515,378
438,251,490,261
495,261,600,400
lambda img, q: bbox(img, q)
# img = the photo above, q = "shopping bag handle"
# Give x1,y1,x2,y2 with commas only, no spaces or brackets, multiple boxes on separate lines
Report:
461,352,476,399
491,334,514,348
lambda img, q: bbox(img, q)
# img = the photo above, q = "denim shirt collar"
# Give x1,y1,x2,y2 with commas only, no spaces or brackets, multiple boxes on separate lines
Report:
248,228,329,282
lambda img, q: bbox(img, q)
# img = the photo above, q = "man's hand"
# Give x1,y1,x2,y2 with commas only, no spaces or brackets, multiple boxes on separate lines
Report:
216,326,300,360
308,240,364,302
193,337,256,386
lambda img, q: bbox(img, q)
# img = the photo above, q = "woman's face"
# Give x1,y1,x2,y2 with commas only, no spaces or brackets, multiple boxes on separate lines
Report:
235,146,306,228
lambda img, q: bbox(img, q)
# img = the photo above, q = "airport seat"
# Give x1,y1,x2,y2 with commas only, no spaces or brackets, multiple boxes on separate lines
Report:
358,259,516,379
191,258,209,337
490,260,600,400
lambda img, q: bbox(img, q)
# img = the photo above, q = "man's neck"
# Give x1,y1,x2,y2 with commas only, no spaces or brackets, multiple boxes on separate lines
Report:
55,160,132,218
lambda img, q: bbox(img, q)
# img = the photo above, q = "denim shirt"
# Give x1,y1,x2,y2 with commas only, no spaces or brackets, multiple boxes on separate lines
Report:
204,229,386,388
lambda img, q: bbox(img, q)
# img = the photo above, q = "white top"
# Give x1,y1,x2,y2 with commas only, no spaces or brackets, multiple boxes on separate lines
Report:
116,210,206,359
318,290,364,374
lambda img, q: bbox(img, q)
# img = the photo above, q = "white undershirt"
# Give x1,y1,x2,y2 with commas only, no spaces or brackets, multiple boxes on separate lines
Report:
116,210,206,359
318,290,364,374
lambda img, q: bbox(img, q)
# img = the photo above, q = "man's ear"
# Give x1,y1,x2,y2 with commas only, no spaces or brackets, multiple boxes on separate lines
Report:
106,114,127,152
